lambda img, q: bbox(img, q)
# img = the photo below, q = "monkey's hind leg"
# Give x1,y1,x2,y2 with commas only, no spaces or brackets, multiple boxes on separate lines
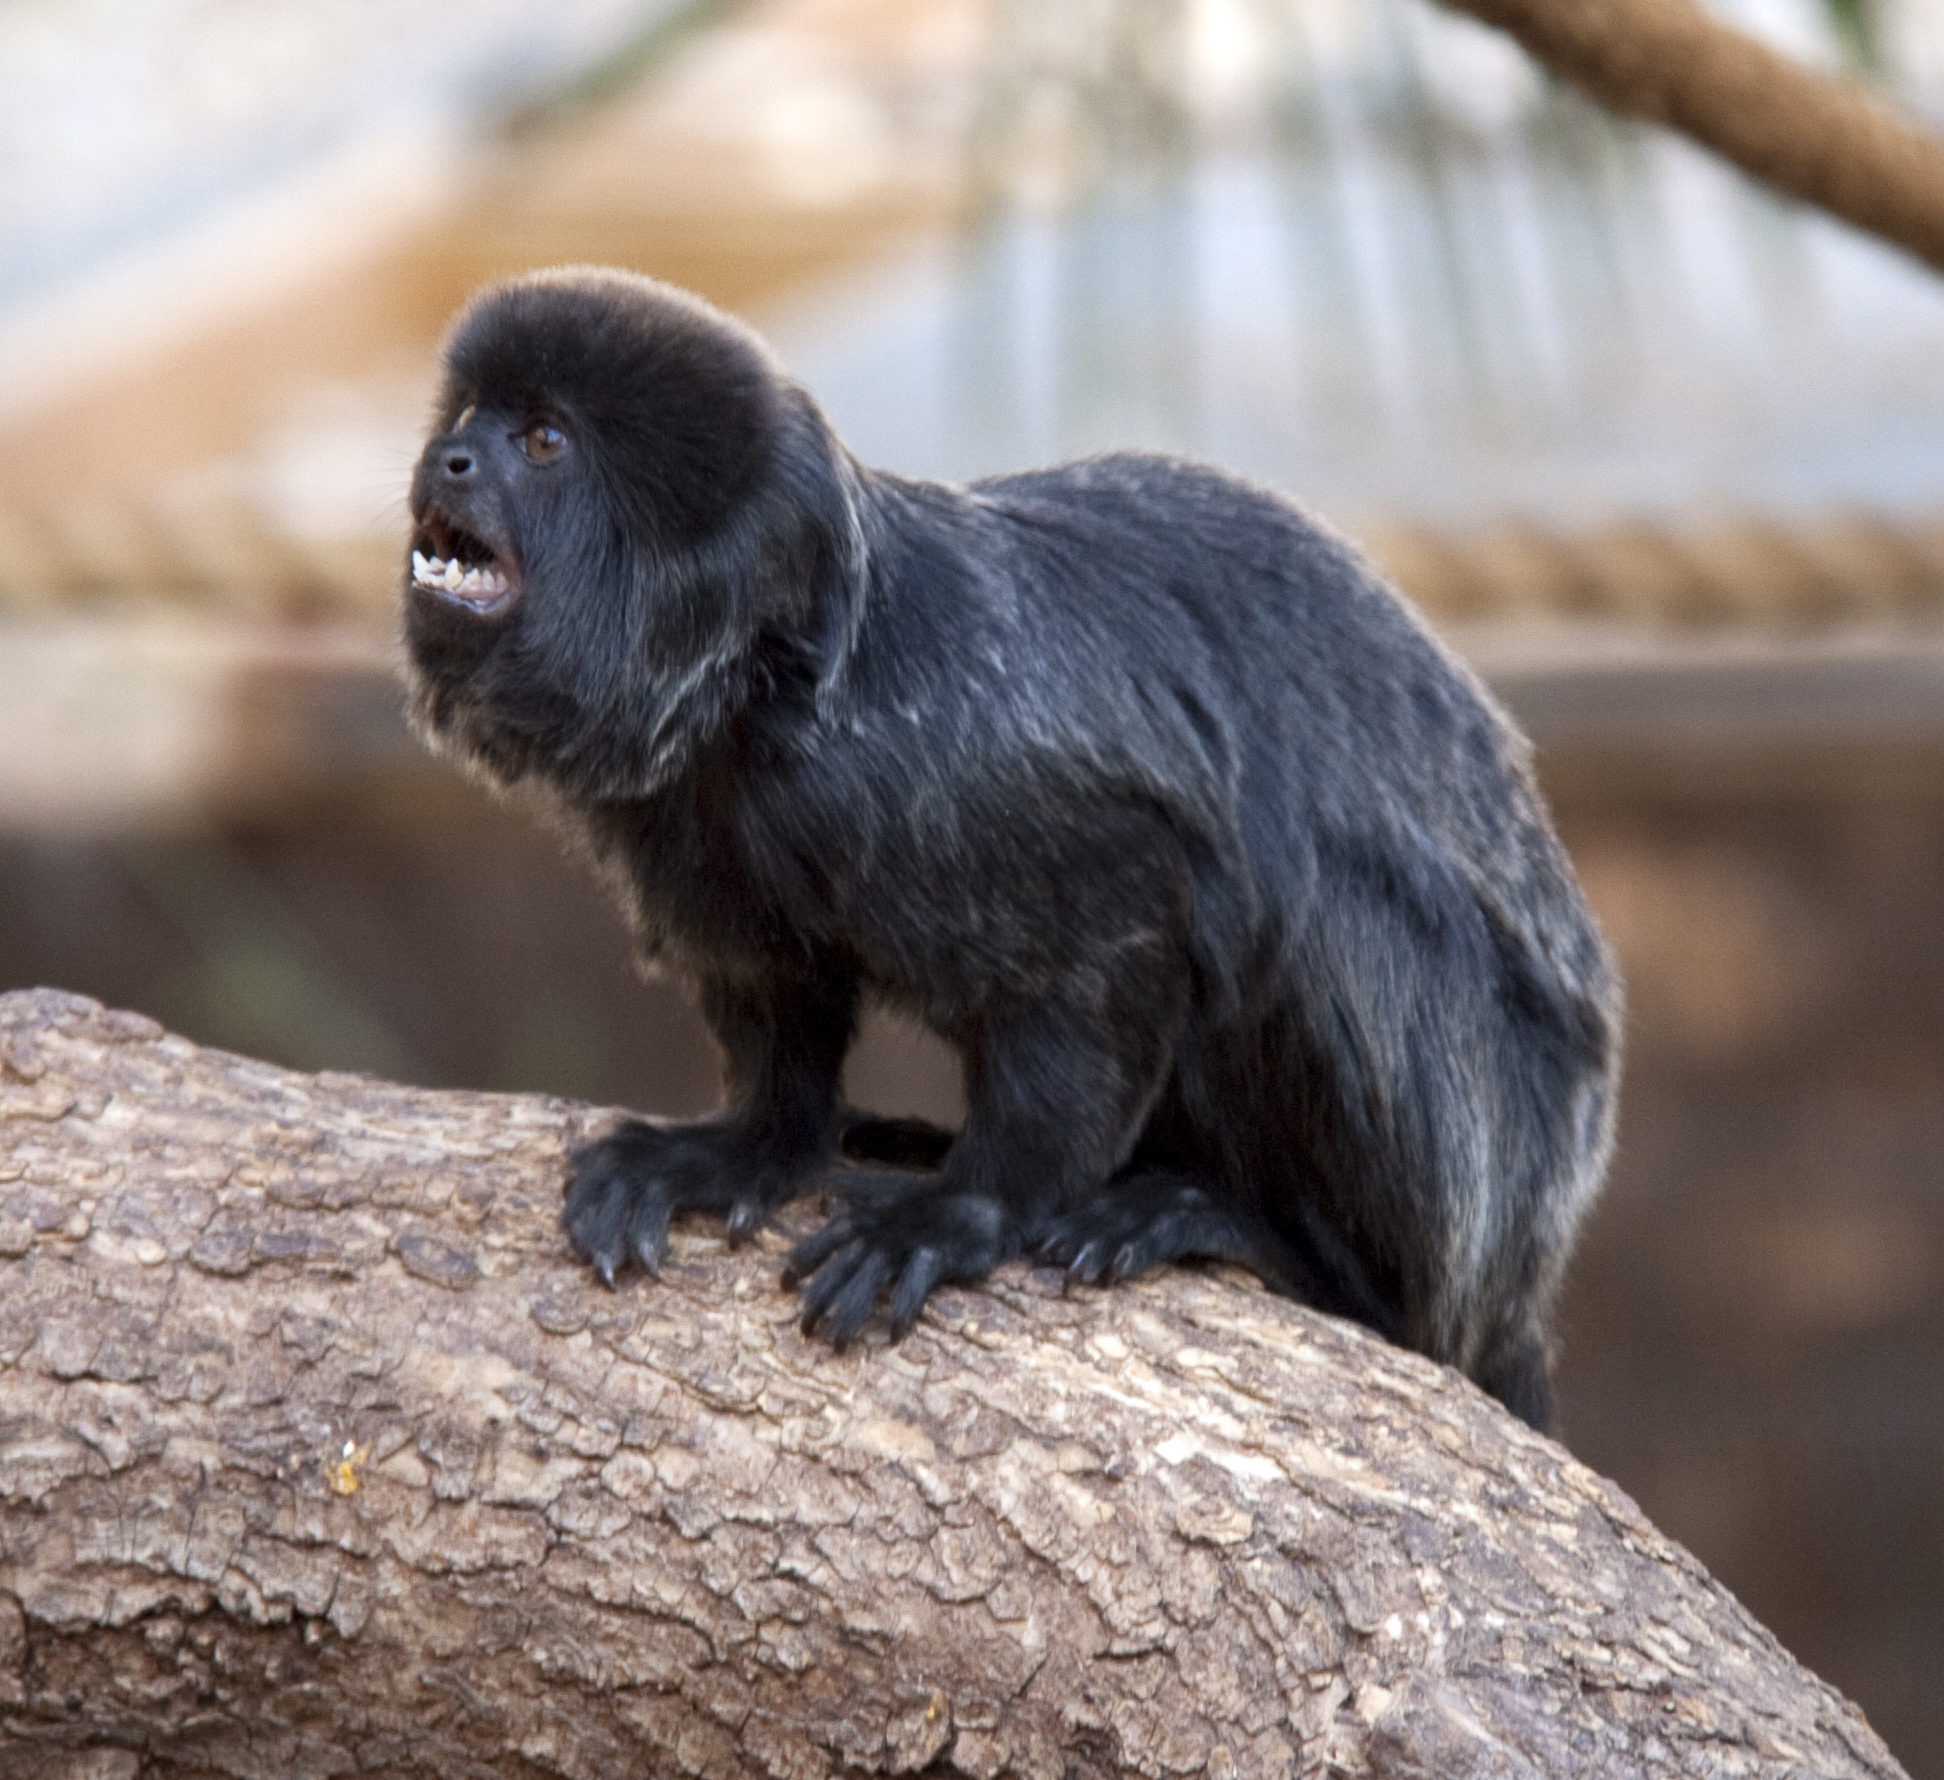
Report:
787,998,1183,1347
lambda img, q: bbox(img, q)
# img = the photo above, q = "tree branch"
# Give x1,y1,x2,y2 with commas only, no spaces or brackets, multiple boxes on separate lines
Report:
0,989,1907,1778
1442,0,1944,276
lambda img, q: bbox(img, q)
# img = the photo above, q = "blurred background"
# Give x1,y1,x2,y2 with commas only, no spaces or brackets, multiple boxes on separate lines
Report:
3,0,1942,1765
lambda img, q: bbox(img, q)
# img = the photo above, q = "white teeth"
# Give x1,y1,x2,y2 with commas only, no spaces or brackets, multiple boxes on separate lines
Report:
461,566,509,597
412,550,461,589
413,549,509,601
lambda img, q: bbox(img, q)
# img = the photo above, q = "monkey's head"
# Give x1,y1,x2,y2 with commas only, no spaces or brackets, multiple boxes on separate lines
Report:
403,267,863,799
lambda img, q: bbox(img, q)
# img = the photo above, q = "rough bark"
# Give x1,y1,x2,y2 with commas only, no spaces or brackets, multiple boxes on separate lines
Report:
0,987,1907,1780
1440,0,1944,277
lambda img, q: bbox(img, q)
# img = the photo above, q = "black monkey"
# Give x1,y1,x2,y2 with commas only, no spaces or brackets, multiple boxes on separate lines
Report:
403,266,1620,1430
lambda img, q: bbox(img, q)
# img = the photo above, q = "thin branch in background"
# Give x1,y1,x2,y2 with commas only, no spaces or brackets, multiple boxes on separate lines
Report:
1439,0,1944,275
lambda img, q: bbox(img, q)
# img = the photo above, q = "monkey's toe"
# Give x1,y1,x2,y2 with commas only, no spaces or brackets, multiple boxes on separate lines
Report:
796,1242,896,1348
562,1141,677,1283
723,1197,773,1245
885,1246,948,1338
1047,1232,1158,1288
781,1217,853,1289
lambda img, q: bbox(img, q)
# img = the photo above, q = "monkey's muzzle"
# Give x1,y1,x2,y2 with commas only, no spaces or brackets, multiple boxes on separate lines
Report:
410,507,520,615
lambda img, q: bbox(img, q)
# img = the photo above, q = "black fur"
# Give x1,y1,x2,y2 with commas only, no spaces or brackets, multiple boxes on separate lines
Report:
403,266,1621,1430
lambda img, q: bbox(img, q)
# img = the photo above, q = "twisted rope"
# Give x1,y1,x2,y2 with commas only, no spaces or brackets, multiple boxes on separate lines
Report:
3,495,1942,632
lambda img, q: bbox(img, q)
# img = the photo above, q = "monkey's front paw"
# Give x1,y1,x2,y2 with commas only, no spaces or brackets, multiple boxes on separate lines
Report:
782,1180,1015,1347
564,1119,793,1286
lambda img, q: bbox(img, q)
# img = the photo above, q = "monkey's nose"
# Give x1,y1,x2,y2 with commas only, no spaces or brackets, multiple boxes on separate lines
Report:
442,448,476,479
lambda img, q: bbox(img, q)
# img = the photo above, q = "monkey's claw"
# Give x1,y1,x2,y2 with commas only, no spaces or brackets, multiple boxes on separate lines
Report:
564,1131,677,1284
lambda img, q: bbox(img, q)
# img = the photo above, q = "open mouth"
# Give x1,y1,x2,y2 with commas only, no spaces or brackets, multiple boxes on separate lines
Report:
411,509,519,613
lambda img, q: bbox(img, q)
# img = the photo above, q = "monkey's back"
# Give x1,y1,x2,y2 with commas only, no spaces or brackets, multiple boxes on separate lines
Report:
954,455,1608,1007
864,452,1621,1379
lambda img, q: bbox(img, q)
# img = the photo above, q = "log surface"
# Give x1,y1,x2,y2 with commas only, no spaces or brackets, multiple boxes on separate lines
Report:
0,989,1907,1779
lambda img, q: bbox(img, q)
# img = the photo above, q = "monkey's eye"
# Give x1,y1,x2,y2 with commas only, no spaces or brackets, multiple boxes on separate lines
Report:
519,421,568,465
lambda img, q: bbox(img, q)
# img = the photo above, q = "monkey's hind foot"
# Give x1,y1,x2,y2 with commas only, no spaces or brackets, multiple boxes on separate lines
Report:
783,1173,1016,1348
564,1117,806,1287
1038,1171,1291,1291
